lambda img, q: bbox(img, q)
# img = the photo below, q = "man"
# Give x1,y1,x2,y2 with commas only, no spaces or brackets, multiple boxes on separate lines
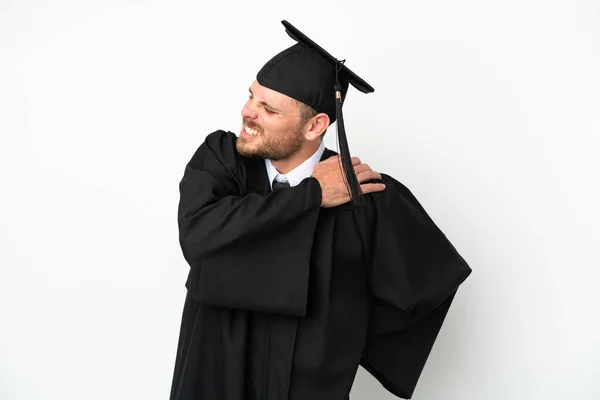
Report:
170,21,471,400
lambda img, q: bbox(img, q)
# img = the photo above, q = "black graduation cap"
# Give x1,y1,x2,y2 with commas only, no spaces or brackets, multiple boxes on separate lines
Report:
257,20,374,206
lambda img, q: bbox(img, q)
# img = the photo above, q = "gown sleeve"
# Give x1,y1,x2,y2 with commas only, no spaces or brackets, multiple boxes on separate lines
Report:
178,130,322,317
358,174,472,398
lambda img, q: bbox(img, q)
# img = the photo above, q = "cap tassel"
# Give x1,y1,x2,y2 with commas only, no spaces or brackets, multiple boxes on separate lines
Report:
334,60,365,207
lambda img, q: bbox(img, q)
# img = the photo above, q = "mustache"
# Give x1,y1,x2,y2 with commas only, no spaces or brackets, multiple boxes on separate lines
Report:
243,119,263,133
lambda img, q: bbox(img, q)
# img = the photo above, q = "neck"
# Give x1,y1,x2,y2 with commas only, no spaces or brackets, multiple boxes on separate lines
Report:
271,142,320,174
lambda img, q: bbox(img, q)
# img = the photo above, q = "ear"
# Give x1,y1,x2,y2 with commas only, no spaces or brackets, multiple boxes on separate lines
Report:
304,113,330,142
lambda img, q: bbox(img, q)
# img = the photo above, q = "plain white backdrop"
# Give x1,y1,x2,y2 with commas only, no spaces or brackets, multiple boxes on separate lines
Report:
1,0,599,399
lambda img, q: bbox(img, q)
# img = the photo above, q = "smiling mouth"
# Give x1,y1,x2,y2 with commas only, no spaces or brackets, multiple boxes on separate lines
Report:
244,125,261,136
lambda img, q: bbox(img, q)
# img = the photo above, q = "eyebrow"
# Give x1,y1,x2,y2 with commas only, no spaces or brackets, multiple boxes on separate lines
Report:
249,88,284,113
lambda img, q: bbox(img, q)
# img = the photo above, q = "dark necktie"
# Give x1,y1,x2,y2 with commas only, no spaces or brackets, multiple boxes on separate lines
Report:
272,179,290,190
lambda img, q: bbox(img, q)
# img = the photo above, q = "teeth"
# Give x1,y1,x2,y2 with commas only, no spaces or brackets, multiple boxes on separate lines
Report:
245,126,259,136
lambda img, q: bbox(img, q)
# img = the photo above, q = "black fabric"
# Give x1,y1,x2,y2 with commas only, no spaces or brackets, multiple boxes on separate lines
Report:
272,179,291,190
257,20,374,124
281,20,373,94
170,130,471,400
177,132,321,317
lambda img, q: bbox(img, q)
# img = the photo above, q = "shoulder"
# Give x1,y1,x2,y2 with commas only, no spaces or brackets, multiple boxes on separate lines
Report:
204,130,238,152
187,130,239,169
365,173,411,201
365,173,429,216
379,174,416,202
180,130,245,194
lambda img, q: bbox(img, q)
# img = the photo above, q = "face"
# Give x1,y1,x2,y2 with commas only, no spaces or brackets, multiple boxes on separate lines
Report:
237,81,306,160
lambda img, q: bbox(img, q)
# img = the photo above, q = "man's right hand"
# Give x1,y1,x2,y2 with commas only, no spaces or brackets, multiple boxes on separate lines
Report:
312,155,386,208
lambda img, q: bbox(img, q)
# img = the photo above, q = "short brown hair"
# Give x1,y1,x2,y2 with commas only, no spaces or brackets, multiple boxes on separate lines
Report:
295,100,319,127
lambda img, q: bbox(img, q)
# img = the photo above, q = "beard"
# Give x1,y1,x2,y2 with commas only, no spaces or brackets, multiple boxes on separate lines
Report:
236,119,305,161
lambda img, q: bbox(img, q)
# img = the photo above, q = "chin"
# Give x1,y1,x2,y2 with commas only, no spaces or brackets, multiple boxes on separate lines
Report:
236,141,261,158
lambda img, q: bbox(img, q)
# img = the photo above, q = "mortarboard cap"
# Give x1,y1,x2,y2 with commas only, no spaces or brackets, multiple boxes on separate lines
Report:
257,20,374,206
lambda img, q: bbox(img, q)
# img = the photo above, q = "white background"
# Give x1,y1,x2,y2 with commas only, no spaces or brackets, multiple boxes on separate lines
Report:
1,0,599,399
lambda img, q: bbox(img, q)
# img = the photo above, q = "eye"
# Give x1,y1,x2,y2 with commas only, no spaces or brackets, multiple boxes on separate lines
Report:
264,108,276,115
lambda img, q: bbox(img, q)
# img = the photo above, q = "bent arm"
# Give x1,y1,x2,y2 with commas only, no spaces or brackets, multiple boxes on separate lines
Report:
178,131,322,316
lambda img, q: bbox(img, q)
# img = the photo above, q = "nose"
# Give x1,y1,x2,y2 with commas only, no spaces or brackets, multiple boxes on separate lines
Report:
241,99,258,119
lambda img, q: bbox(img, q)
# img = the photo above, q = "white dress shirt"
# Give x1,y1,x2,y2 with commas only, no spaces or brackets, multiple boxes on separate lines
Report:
265,140,326,191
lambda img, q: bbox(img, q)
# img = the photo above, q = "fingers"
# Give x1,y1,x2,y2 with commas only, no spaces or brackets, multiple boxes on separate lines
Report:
356,169,382,183
323,155,362,165
353,163,371,175
352,161,383,183
360,183,386,194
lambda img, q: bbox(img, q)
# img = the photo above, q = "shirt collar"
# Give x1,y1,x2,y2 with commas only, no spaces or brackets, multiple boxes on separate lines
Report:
265,140,326,190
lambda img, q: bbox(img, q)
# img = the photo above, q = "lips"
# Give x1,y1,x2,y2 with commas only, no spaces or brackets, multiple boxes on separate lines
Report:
244,125,260,136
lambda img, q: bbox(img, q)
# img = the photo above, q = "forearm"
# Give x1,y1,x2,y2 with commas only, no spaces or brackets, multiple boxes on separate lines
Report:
179,170,322,316
178,173,322,265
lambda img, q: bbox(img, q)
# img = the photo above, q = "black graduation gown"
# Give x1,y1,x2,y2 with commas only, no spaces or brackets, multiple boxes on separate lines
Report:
170,130,471,400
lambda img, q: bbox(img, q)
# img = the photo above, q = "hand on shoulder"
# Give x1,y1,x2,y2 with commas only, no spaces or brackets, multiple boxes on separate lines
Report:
312,155,386,208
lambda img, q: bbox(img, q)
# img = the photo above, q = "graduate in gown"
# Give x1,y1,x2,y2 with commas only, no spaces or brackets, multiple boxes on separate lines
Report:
170,20,472,400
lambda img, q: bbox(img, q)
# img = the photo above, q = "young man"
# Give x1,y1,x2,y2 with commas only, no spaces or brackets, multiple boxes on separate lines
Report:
170,21,471,400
